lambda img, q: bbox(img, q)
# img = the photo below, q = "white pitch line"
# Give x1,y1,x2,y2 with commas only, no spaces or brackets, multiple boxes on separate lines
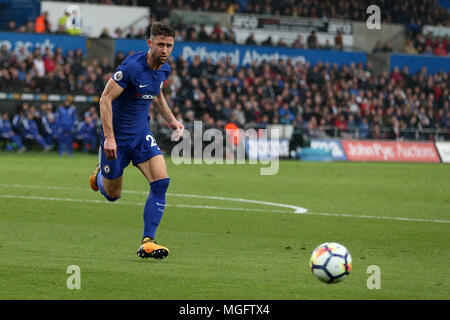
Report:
1,184,449,224
0,183,308,213
0,194,291,214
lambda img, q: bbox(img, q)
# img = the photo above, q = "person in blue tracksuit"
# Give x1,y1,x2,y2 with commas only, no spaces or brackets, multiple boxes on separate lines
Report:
22,112,51,151
0,112,26,152
56,100,78,156
76,115,97,152
41,111,57,147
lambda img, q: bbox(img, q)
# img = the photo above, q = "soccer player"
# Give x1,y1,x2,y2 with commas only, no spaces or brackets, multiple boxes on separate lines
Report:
89,22,184,260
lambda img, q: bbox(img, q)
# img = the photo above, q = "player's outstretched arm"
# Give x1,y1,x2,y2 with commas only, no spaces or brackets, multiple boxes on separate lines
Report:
153,92,184,140
99,78,124,160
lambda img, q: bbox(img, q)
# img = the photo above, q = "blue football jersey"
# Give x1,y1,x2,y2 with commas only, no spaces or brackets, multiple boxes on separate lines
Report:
110,51,170,139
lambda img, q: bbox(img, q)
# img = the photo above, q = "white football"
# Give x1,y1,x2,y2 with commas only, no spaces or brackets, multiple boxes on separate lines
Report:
309,242,352,283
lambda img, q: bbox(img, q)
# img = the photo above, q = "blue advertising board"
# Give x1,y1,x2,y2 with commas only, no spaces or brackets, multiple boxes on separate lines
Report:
114,39,367,67
390,54,450,74
0,32,86,56
309,139,347,161
115,38,147,56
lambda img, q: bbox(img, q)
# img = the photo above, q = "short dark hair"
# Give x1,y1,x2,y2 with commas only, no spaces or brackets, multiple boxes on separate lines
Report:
150,22,175,39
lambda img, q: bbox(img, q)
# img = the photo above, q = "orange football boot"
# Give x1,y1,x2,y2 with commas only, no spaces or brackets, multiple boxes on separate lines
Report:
89,164,101,192
137,237,169,259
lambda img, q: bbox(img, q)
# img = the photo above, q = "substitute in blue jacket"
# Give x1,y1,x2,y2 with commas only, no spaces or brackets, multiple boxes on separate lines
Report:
41,111,57,146
76,115,97,152
0,112,26,152
56,100,78,156
23,112,51,151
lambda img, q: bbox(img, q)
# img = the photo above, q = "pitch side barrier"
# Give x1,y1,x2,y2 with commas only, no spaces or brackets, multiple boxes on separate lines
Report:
309,139,446,163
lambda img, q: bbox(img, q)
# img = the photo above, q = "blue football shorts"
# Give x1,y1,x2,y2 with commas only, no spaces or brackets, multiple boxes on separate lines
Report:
99,129,162,180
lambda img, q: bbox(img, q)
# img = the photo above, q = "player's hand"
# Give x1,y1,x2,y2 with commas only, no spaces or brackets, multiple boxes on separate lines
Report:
104,137,117,160
169,119,184,141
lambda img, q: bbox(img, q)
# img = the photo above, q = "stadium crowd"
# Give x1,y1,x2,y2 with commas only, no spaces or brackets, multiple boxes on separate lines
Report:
5,0,450,56
44,0,450,26
1,43,449,153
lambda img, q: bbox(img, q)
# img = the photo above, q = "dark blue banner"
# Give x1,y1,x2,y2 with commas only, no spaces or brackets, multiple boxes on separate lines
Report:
115,38,147,56
390,54,450,74
0,0,40,30
0,32,86,56
114,39,367,67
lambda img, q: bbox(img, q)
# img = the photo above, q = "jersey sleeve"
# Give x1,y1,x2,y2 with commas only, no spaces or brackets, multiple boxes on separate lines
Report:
112,61,133,89
162,63,171,88
164,63,171,80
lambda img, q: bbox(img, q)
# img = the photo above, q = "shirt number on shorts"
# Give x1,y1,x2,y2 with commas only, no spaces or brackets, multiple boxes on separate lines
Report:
146,134,157,147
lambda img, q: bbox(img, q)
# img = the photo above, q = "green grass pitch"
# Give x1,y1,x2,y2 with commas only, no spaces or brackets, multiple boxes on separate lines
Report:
0,152,448,299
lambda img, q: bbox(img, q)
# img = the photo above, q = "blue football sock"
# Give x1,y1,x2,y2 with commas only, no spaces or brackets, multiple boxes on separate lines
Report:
97,172,120,202
143,178,170,240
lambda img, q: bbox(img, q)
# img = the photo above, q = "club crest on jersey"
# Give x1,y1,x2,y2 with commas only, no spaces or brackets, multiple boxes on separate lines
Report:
103,165,110,174
113,71,123,81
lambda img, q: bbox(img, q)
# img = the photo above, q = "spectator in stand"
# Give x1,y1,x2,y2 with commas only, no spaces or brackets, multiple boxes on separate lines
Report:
405,40,418,54
245,33,257,45
277,38,287,47
372,41,383,53
100,28,113,38
382,41,393,52
212,22,223,38
113,27,123,38
291,35,304,49
198,24,210,42
279,103,294,124
25,21,34,33
57,9,70,34
5,20,16,32
334,31,344,50
334,113,348,136
423,44,434,56
224,25,236,44
262,36,273,46
390,67,404,84
433,37,448,56
35,11,50,34
307,31,318,49
43,51,56,74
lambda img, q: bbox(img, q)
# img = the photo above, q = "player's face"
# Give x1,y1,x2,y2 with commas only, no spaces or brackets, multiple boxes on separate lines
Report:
148,35,174,65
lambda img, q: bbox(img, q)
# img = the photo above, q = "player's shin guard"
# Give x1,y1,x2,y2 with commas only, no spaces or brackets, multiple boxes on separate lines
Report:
142,178,170,240
96,172,120,202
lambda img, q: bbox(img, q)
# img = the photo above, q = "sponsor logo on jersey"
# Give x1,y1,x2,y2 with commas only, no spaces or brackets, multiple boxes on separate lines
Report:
135,94,156,100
